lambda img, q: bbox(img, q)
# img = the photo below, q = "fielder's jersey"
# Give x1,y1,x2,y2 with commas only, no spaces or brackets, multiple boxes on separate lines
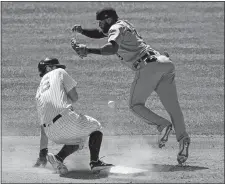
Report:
35,68,77,125
108,20,153,69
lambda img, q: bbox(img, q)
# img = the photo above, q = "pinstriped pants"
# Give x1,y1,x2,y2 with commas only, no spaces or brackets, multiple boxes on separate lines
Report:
44,108,102,146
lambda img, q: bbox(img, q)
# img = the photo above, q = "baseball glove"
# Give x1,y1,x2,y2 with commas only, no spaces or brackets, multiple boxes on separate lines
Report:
71,38,88,59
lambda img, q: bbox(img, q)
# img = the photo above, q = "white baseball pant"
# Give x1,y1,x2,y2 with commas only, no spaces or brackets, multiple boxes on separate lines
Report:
44,107,102,148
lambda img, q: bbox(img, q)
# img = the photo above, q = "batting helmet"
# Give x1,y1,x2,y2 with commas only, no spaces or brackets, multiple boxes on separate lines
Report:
38,57,66,77
96,7,118,21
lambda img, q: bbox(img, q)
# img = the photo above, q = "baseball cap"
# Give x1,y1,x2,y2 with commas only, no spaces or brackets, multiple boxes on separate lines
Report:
96,7,118,20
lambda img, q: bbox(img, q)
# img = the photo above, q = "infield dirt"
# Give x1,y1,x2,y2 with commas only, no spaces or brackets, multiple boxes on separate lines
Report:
2,135,224,183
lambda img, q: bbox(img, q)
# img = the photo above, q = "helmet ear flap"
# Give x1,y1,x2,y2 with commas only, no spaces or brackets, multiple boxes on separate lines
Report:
38,62,47,77
39,67,46,77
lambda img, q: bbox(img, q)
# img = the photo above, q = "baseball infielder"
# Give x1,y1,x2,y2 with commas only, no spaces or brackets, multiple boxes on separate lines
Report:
71,7,190,165
33,57,113,174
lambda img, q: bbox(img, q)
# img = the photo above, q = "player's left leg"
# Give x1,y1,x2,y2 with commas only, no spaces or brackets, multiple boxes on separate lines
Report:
55,145,80,163
129,62,172,132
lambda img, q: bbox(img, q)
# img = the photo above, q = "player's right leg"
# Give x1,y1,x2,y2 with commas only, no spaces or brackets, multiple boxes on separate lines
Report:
47,153,68,175
155,62,190,164
47,145,79,175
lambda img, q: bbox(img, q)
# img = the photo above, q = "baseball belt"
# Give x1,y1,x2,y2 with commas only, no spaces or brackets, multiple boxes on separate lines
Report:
133,52,157,70
43,114,62,127
43,106,75,128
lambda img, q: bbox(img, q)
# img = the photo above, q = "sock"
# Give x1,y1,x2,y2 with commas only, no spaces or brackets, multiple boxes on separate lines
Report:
89,131,103,162
56,145,79,162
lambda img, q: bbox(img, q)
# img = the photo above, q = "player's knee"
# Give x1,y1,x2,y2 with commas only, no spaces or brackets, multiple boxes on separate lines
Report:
89,131,103,143
85,115,102,131
92,120,102,132
96,120,102,130
168,62,175,72
129,101,135,110
129,103,145,113
129,104,134,111
90,130,103,138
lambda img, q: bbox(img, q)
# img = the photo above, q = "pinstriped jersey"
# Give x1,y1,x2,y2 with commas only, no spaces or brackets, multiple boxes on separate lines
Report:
35,68,77,125
108,20,154,70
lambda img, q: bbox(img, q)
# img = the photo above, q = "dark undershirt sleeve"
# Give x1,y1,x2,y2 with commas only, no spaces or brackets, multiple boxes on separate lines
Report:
82,28,107,39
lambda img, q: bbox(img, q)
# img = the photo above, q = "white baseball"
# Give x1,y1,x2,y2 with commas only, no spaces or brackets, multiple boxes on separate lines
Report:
108,100,115,108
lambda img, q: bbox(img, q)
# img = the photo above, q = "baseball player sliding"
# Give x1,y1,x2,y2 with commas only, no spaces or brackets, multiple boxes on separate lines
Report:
71,7,190,165
33,58,113,175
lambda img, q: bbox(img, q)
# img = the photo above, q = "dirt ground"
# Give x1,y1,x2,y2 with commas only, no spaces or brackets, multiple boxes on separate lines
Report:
2,135,224,183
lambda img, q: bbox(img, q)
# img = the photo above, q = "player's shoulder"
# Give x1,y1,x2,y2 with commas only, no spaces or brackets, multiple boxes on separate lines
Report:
110,20,125,30
53,68,67,75
46,68,68,79
56,68,66,72
109,20,132,32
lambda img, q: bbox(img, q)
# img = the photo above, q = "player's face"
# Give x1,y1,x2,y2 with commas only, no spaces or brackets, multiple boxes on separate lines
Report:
46,65,57,72
99,18,112,33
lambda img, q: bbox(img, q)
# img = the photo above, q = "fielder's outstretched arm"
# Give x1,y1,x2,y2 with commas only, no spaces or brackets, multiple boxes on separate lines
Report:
71,25,107,39
87,41,119,55
81,28,107,39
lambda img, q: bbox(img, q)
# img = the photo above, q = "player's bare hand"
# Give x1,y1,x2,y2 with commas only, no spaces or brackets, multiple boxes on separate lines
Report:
71,38,88,59
71,24,83,33
71,38,78,48
33,157,47,167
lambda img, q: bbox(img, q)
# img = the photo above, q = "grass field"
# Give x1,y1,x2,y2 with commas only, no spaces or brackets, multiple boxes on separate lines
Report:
1,2,224,183
1,2,224,136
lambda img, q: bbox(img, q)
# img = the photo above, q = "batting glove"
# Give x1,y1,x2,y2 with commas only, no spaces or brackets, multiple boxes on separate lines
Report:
33,148,48,167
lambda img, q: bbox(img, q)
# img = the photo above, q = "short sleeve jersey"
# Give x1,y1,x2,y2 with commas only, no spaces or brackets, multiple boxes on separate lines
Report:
35,68,77,125
107,20,150,69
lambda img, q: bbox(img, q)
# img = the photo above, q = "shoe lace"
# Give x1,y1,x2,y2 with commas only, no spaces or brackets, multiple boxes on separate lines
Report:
90,156,106,165
99,156,105,160
98,156,108,165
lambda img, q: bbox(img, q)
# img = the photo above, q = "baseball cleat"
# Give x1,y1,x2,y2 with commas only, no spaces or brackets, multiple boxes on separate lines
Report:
177,137,190,165
47,153,68,175
158,124,172,148
90,159,114,173
33,157,47,167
